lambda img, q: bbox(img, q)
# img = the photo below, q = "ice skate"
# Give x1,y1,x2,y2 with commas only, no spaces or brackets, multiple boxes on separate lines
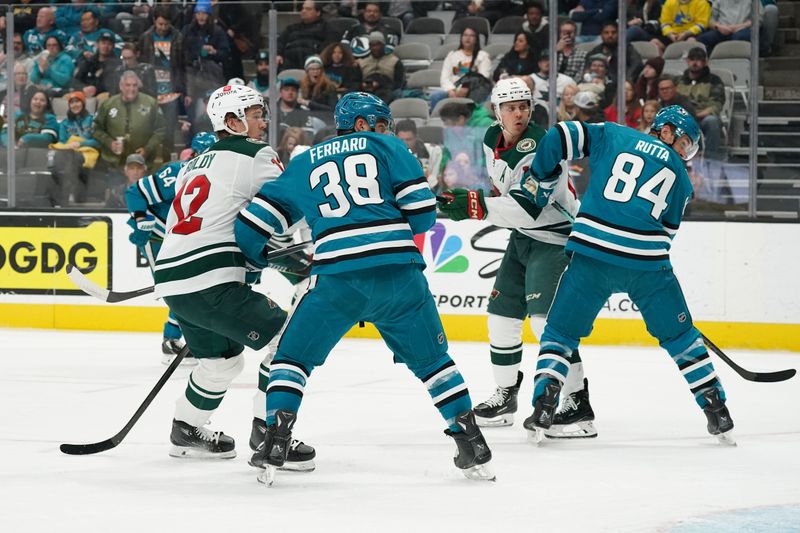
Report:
161,338,197,366
249,417,316,472
523,380,562,445
702,389,736,446
169,419,236,459
445,411,496,481
474,371,522,427
252,410,296,486
545,378,598,439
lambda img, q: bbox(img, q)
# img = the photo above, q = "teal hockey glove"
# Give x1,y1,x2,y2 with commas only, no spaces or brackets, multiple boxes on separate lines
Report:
436,189,487,221
521,168,558,209
127,215,155,246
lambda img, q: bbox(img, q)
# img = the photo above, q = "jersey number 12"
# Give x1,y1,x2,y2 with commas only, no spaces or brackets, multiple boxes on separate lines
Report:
172,174,210,235
310,153,382,217
602,153,676,219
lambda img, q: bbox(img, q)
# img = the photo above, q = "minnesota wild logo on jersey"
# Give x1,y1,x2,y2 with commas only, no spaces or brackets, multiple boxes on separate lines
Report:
483,122,545,195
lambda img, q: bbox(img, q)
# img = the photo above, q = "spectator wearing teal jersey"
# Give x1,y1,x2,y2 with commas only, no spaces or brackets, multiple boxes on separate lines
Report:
30,35,75,95
1,88,58,148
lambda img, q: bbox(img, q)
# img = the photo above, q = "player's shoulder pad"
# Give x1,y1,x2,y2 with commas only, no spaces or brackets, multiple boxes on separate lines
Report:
483,123,502,146
210,135,273,158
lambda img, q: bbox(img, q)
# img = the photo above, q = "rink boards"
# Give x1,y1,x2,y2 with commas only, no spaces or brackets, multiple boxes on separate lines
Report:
0,212,798,351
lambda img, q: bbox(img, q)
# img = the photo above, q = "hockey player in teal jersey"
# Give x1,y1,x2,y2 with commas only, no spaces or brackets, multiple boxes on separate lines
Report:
235,92,494,485
125,131,217,365
520,105,735,445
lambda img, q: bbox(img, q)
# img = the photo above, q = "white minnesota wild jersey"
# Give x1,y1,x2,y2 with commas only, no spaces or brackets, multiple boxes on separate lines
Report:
154,136,283,297
481,122,578,246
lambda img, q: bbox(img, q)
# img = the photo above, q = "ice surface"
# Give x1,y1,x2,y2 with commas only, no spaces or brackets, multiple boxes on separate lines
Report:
3,329,799,533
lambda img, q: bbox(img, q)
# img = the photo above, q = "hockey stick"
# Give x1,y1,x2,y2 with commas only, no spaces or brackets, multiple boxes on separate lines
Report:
701,333,796,383
67,240,313,303
60,344,189,455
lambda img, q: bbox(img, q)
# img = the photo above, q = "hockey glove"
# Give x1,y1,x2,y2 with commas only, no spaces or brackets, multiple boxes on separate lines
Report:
436,188,487,221
521,169,558,209
127,215,155,246
245,263,263,285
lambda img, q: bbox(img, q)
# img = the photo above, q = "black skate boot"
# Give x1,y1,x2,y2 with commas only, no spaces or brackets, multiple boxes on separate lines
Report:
249,417,316,471
523,380,562,444
169,419,236,459
444,411,495,481
473,371,523,427
161,338,197,366
251,410,296,486
545,378,598,439
702,389,736,446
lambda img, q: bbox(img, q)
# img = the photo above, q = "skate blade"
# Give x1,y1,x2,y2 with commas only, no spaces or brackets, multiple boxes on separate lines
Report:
525,428,546,445
257,465,277,486
249,458,316,472
475,413,514,427
715,430,737,446
169,446,236,459
461,462,496,482
544,421,598,439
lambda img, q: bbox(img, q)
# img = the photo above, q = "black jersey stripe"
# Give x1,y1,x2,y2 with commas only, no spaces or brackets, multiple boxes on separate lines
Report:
255,193,293,228
421,359,456,383
265,385,304,398
434,388,470,409
570,236,670,261
690,377,719,395
557,122,569,159
393,176,427,195
313,245,421,266
271,358,312,377
579,121,591,157
577,212,671,237
237,212,273,237
678,353,710,371
401,204,437,216
316,217,407,241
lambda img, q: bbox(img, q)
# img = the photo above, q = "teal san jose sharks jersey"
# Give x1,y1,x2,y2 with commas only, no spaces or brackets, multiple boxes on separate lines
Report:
125,161,184,239
531,121,693,271
235,132,436,275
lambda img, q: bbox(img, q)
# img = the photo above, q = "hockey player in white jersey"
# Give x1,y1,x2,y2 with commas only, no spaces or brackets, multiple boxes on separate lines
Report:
151,84,314,468
437,78,596,438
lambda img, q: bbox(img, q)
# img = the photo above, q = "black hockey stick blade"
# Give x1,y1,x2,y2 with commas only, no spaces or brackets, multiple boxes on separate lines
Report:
60,345,188,455
701,333,796,383
66,264,154,303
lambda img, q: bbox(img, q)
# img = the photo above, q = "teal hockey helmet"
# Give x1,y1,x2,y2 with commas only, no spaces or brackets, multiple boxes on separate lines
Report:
652,105,701,160
191,132,218,155
334,92,393,132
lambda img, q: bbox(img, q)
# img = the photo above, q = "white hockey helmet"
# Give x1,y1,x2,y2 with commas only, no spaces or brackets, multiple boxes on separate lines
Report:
206,84,266,136
490,77,533,126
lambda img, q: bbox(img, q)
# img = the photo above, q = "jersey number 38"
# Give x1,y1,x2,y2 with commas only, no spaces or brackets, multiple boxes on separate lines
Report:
311,153,383,217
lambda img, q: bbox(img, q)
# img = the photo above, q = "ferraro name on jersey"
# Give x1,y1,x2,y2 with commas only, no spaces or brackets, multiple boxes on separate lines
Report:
235,132,436,275
482,122,578,246
532,121,693,271
153,136,283,297
124,161,184,239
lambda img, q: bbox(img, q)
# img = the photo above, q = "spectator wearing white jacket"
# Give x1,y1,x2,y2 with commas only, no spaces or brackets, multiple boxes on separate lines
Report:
430,26,492,110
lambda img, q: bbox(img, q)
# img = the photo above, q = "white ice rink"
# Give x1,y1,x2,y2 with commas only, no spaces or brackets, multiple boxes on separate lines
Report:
4,328,800,533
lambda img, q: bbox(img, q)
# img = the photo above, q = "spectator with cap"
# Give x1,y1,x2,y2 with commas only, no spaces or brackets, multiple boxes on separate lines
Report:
573,90,603,122
111,43,158,98
677,47,724,158
634,56,665,101
359,31,405,104
107,153,147,208
93,70,166,174
247,50,270,96
74,29,122,98
298,55,338,112
276,77,312,130
692,0,754,53
660,0,711,44
30,35,74,96
320,42,362,95
277,0,335,71
342,2,400,55
66,8,123,61
50,90,99,205
526,49,575,102
23,7,66,56
182,0,230,106
555,20,587,84
570,0,618,44
395,119,443,190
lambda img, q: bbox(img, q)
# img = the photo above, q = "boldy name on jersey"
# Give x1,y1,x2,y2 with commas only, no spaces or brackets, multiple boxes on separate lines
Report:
309,137,368,163
183,152,217,173
634,140,670,162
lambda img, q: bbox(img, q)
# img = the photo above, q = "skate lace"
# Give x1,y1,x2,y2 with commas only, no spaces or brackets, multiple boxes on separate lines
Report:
289,439,306,451
483,386,510,408
194,426,221,444
556,394,578,414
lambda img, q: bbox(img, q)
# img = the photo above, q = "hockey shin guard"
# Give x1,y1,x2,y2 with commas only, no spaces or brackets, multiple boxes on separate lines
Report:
664,330,725,407
414,355,472,432
265,358,311,425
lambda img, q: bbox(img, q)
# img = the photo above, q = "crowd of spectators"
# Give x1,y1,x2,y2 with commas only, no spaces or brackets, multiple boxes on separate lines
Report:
0,0,780,208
